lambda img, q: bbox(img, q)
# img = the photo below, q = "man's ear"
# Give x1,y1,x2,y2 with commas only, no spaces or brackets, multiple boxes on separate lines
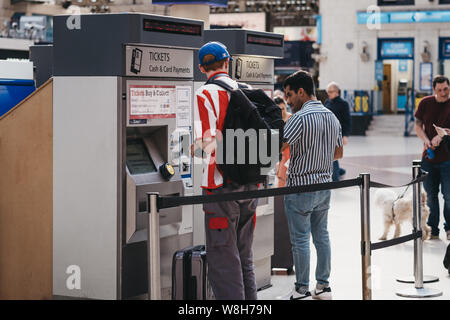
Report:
297,88,305,97
199,64,206,74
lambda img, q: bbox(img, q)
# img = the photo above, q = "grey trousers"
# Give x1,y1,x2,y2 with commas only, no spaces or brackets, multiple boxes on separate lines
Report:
202,183,259,300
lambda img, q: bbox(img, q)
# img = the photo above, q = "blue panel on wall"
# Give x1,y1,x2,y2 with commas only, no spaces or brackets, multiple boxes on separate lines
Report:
0,79,36,117
375,61,384,81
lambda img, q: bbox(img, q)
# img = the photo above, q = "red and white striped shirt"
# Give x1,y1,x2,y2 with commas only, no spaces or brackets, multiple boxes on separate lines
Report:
194,72,238,189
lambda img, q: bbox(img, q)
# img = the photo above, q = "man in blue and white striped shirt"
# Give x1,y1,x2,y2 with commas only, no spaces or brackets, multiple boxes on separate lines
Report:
281,70,343,300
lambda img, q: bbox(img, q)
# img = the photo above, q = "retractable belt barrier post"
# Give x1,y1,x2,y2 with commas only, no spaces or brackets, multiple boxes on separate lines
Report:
396,160,440,285
359,173,372,300
395,161,443,299
146,166,439,300
147,192,161,300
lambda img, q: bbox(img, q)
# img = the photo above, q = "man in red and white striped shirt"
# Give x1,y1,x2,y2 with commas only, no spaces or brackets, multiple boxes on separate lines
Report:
193,41,259,300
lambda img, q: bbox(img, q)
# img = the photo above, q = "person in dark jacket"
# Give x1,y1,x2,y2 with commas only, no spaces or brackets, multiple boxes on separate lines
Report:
325,82,351,182
444,243,450,274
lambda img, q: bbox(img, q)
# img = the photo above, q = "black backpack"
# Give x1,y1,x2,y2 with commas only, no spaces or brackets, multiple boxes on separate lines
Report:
206,76,284,185
444,243,450,274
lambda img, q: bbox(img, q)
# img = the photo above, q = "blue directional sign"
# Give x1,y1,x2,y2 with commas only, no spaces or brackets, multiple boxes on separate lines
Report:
358,10,450,25
378,39,414,59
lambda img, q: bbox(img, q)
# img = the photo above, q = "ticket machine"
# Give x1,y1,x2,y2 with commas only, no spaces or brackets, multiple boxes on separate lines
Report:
52,13,203,300
397,79,408,112
193,29,284,290
29,44,53,88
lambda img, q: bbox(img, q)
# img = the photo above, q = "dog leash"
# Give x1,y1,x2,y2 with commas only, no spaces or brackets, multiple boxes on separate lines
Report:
391,184,411,221
389,168,427,221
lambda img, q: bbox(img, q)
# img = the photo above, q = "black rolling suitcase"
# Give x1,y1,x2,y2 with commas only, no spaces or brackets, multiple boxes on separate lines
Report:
172,245,212,300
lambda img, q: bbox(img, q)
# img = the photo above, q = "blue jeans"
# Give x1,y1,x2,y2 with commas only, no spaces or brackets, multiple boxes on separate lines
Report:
421,159,450,235
284,190,331,290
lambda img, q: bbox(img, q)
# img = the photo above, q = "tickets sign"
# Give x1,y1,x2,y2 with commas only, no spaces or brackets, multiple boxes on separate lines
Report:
230,55,274,84
125,45,193,78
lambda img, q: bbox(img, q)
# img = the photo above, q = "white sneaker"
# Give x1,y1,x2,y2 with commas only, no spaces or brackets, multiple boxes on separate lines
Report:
312,285,332,300
279,287,313,300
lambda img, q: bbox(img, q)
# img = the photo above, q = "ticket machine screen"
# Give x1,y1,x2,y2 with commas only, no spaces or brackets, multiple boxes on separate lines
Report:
126,138,157,174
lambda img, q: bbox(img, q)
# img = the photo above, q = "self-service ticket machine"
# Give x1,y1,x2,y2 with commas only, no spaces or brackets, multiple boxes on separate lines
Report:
193,29,284,290
52,13,203,300
397,79,408,112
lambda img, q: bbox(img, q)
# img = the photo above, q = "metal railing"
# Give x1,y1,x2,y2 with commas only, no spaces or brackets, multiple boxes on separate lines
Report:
146,161,443,300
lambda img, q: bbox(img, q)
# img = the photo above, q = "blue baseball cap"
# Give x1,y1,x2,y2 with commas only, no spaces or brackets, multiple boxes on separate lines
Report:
199,41,232,66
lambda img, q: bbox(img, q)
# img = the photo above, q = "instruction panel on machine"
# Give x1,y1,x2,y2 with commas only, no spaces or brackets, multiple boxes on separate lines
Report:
128,85,192,124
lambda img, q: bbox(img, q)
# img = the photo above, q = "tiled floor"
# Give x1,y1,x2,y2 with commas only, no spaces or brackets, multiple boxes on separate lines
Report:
257,136,450,300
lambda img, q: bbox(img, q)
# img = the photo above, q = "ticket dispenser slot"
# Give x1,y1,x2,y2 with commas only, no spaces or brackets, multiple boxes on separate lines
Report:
125,126,184,244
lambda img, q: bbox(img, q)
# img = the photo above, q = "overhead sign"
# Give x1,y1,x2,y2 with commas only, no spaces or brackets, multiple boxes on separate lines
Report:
378,39,414,59
152,0,228,6
358,10,450,24
230,55,274,83
125,45,193,78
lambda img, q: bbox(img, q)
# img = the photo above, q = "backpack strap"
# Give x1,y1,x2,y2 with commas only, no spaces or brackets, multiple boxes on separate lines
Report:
206,76,234,92
205,73,250,92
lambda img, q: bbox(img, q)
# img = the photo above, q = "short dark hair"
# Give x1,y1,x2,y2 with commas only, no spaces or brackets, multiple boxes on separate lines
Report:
201,54,227,72
433,75,450,89
283,70,315,96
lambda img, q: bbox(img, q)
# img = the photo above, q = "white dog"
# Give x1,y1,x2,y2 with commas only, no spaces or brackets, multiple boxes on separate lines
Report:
374,188,431,241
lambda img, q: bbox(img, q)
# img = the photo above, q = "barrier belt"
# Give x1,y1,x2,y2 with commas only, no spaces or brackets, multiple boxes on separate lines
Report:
369,173,428,189
370,230,423,251
158,177,362,210
157,173,429,211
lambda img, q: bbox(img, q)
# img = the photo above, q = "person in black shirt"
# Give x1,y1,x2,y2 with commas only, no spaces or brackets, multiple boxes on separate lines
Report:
325,82,351,181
